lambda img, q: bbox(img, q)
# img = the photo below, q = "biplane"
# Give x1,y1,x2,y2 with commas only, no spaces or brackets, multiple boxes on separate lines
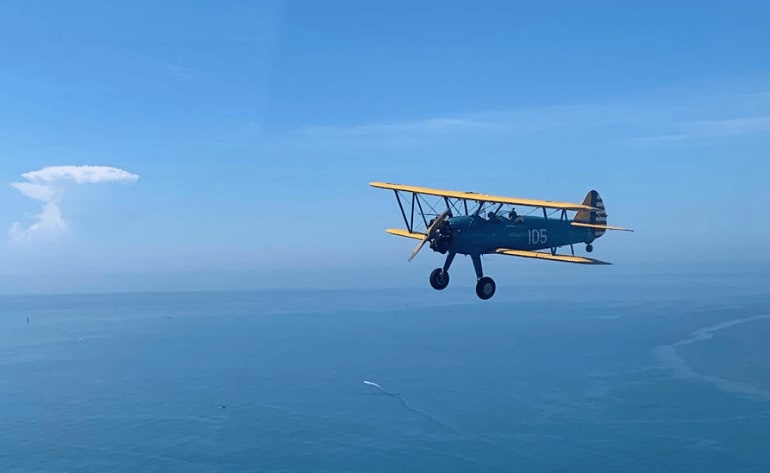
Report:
371,182,632,300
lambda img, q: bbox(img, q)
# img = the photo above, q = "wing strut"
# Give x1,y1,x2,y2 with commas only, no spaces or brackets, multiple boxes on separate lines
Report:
415,194,429,229
394,190,411,233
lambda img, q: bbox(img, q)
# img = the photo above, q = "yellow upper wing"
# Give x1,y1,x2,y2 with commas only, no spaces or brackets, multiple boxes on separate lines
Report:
370,182,596,211
496,248,611,265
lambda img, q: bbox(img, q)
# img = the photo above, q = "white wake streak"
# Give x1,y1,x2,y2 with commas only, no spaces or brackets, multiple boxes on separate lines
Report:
654,313,770,401
362,379,459,434
362,380,384,390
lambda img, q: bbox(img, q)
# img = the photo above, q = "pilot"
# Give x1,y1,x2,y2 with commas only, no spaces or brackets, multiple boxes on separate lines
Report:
487,211,499,222
508,209,518,220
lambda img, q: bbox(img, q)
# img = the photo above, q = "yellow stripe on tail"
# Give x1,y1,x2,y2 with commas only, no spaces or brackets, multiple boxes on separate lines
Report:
573,190,608,238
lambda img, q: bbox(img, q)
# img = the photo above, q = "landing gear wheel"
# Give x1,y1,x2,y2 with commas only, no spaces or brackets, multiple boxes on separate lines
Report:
475,277,496,300
429,268,449,290
586,244,593,253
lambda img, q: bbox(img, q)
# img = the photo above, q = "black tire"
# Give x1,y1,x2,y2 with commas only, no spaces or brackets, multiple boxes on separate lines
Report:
586,244,593,253
429,268,449,290
475,277,496,300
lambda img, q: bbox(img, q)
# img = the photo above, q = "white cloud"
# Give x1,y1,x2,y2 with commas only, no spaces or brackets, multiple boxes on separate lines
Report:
9,165,140,242
11,182,57,202
637,115,770,143
291,81,770,147
293,107,613,149
8,203,67,241
302,117,500,138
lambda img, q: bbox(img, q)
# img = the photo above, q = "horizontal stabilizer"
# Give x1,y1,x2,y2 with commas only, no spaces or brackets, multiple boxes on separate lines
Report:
570,222,634,232
386,228,426,240
496,248,611,265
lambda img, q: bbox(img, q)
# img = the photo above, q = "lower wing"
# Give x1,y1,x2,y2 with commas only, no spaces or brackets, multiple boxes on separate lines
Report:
386,228,426,240
496,248,611,265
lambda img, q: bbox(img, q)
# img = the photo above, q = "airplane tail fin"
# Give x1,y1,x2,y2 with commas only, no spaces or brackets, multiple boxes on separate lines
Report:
573,190,607,238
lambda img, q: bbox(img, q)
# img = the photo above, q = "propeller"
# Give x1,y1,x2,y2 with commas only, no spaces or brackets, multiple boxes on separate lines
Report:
408,210,451,261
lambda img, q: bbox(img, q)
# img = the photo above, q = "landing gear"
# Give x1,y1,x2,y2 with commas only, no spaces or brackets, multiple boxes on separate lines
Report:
429,268,449,290
429,252,455,291
471,254,496,300
475,277,496,300
427,252,498,300
586,243,594,253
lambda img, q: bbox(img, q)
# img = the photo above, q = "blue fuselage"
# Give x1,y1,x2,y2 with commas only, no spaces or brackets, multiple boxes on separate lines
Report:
434,215,598,256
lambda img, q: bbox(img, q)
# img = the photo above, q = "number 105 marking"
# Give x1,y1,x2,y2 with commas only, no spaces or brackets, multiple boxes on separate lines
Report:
528,228,548,244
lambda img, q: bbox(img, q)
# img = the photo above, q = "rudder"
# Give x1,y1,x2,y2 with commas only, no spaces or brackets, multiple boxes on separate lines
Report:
573,190,607,237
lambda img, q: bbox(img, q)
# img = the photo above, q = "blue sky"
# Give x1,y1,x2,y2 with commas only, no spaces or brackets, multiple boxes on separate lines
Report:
1,1,770,293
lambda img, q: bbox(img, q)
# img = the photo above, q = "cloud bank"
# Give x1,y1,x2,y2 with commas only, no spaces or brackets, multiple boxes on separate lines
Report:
9,165,140,241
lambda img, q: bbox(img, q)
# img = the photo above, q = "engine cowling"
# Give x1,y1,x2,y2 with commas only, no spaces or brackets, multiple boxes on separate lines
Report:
429,220,452,254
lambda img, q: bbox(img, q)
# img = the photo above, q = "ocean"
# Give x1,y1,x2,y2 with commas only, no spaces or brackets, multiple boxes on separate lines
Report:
1,269,769,472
